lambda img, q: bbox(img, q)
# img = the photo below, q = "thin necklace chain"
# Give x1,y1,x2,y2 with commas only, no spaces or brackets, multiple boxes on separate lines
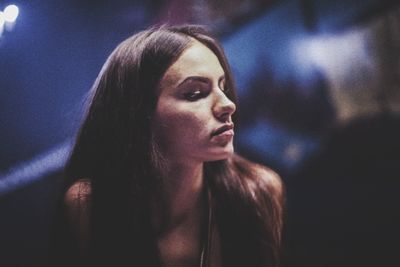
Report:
199,189,213,267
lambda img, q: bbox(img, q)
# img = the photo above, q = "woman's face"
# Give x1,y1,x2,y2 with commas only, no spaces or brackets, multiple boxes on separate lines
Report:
152,40,236,164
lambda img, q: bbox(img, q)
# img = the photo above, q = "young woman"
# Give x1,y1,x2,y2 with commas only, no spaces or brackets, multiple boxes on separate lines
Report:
55,25,284,267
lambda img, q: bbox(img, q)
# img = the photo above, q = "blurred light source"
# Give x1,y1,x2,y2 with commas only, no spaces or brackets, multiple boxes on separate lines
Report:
0,11,4,37
4,4,19,23
292,29,368,78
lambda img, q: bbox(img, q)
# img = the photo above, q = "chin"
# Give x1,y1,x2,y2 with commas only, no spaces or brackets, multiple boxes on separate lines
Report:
207,143,234,161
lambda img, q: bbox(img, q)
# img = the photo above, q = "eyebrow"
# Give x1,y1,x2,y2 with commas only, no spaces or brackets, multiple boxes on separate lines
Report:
177,75,225,87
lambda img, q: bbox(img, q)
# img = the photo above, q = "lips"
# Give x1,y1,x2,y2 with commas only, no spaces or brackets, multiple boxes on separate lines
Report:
211,123,234,137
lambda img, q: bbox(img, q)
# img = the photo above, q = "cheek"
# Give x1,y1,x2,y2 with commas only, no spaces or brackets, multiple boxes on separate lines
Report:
153,104,209,146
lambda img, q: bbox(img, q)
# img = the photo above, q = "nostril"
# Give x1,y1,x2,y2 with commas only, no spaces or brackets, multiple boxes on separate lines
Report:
213,93,236,120
218,104,235,116
217,107,234,121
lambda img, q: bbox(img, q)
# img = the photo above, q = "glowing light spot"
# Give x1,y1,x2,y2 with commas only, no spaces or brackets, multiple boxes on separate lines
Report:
292,29,370,80
4,4,19,23
0,11,4,36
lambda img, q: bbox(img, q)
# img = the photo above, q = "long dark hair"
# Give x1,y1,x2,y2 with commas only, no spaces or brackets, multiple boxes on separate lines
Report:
54,25,283,267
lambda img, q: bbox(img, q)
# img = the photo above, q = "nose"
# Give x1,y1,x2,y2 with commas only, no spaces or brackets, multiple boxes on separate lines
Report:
212,90,236,122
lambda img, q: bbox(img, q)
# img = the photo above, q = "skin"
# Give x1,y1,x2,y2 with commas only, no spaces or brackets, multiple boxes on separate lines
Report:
64,37,284,267
153,40,236,164
152,39,235,266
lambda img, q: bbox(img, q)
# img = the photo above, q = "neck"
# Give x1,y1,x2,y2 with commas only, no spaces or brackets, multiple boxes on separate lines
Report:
153,160,206,234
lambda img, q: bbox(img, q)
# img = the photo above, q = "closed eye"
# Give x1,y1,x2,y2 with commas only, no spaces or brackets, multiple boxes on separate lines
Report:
183,89,208,101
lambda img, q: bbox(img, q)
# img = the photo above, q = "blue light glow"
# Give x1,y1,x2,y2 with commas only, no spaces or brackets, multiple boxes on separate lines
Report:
0,141,71,197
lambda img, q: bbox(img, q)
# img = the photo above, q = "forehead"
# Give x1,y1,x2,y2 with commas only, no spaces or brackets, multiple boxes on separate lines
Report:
160,40,225,88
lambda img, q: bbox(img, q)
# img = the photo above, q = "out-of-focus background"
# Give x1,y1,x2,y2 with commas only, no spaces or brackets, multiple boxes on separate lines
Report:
1,0,399,266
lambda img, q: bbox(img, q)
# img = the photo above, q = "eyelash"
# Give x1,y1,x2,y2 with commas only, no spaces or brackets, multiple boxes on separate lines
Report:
182,84,229,102
183,90,208,101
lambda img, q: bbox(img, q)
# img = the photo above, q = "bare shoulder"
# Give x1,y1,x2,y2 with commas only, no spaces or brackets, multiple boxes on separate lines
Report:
232,155,284,203
251,164,284,200
233,155,285,243
64,178,92,210
64,178,91,251
235,155,284,201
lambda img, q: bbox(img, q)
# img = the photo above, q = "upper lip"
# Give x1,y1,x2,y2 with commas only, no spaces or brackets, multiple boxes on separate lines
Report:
211,123,234,136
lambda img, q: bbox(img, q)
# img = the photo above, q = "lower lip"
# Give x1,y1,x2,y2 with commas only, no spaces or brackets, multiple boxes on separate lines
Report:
211,129,234,143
